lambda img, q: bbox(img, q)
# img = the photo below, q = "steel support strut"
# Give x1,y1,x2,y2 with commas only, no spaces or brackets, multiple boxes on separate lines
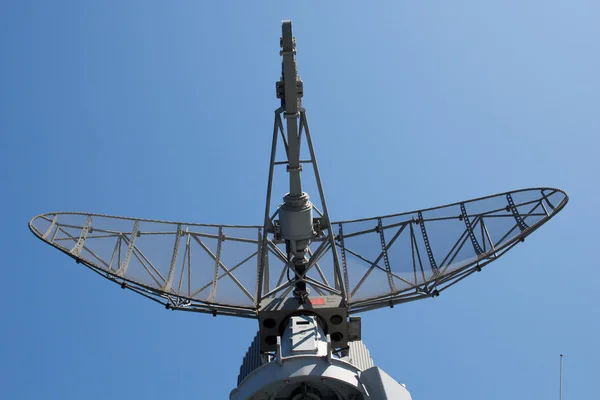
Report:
280,21,303,197
259,20,347,304
232,316,413,399
276,20,311,302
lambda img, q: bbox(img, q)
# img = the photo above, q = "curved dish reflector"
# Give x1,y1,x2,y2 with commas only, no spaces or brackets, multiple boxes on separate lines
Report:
29,187,567,317
334,187,568,312
29,213,262,318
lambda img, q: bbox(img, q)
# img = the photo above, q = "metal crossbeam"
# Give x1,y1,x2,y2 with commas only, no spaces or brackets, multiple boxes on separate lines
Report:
208,227,224,303
350,224,410,297
481,218,497,256
130,247,164,288
25,10,568,323
42,215,58,240
176,233,191,297
191,251,258,300
378,218,398,293
338,224,351,303
506,193,529,232
257,111,281,302
257,230,268,298
410,223,427,283
191,234,255,303
60,226,110,269
163,224,182,292
116,221,139,277
417,211,438,271
29,190,567,316
460,204,484,255
306,247,330,288
301,110,346,299
69,215,92,257
541,189,557,210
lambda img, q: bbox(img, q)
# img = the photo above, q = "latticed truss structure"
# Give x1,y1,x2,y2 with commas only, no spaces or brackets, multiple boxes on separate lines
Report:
30,19,570,399
29,187,567,317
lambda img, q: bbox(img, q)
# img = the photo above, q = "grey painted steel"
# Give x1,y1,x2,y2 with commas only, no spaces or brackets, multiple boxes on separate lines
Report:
335,187,568,312
29,187,568,317
347,316,362,342
115,220,138,277
460,203,484,255
237,332,264,386
280,20,303,198
541,188,558,210
360,367,412,400
260,21,346,304
28,18,569,317
349,223,409,298
42,214,58,239
257,112,282,304
258,296,348,353
231,356,365,400
417,211,438,271
506,193,529,231
26,19,571,400
560,353,563,400
234,316,410,399
162,224,181,292
278,198,313,241
342,340,375,371
300,110,346,299
377,218,397,294
234,314,366,399
69,215,92,257
338,224,352,303
208,226,224,303
283,316,328,356
233,358,413,400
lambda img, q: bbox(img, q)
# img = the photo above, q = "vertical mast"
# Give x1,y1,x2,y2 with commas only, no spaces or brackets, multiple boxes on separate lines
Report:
559,354,563,400
280,21,303,197
256,21,346,305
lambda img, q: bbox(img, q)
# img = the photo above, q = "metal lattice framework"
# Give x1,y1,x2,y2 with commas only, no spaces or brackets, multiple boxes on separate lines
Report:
29,20,569,400
29,187,567,317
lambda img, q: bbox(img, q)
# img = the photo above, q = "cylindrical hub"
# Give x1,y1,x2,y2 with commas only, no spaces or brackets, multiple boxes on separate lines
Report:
279,193,313,241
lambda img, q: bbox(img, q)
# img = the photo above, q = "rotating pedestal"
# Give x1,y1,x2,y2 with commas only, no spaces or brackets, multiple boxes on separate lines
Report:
231,316,412,400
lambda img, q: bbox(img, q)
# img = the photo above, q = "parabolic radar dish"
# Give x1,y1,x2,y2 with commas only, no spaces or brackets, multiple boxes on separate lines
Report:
29,20,568,400
29,187,567,316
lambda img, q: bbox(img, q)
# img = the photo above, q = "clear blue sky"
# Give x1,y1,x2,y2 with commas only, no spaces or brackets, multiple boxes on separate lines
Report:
2,1,598,399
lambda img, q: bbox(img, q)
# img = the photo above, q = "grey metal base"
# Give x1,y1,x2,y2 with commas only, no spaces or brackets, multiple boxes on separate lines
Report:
232,318,412,400
231,354,412,400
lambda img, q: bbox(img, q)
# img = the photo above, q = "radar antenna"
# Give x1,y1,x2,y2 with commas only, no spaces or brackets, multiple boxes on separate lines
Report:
29,20,568,400
260,20,344,306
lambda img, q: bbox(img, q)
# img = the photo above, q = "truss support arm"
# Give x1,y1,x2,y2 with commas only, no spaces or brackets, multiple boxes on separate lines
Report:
116,220,139,277
460,204,484,255
163,224,182,292
506,193,529,232
417,212,438,272
256,21,348,305
70,215,92,257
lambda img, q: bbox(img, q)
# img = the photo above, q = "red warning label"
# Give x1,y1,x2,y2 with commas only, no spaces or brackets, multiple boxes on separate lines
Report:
309,297,325,305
